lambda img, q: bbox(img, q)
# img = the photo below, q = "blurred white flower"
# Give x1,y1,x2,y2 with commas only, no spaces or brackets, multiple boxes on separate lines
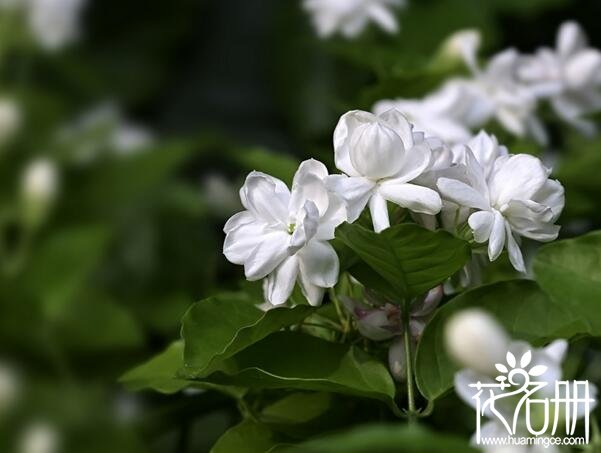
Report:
438,28,482,67
60,103,152,163
437,132,564,272
519,21,601,135
27,0,86,51
21,157,59,226
303,0,406,39
204,174,240,215
0,99,21,146
445,309,510,376
19,422,59,453
448,310,595,453
328,109,442,233
0,361,19,415
223,159,346,306
373,86,474,144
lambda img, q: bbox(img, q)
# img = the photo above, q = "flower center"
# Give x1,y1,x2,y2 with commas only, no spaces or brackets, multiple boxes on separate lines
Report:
287,223,296,234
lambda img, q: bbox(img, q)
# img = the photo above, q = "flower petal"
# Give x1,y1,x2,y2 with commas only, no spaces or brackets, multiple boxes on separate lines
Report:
289,159,331,217
468,210,494,244
505,222,525,272
298,271,325,306
241,172,290,224
488,154,548,206
369,191,390,233
298,240,340,288
333,110,376,177
557,21,586,58
264,255,299,306
437,177,489,210
379,182,442,215
244,231,291,281
327,174,376,222
223,220,268,265
488,211,506,261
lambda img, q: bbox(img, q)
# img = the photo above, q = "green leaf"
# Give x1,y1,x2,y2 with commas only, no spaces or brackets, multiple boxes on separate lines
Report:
415,280,583,401
336,223,470,302
182,296,314,374
211,419,279,453
534,231,601,335
184,331,398,413
27,225,111,317
120,341,191,394
120,341,245,398
279,423,477,452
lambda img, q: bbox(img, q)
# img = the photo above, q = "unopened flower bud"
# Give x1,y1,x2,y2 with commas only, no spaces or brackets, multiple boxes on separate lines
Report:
21,158,59,226
445,309,510,376
388,337,410,382
0,99,21,147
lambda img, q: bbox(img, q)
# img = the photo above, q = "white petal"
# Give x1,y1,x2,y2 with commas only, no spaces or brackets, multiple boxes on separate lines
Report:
487,211,506,261
327,174,376,222
289,200,320,253
349,120,405,179
298,240,340,288
488,154,548,206
368,191,390,233
223,220,267,265
557,21,586,58
378,108,414,148
264,255,299,306
468,210,494,243
315,191,347,241
390,141,431,183
223,210,255,234
244,231,291,280
543,339,568,363
505,222,525,272
437,177,489,210
333,110,375,177
379,182,442,215
298,271,325,306
565,50,601,89
241,172,290,224
366,3,398,34
289,159,330,216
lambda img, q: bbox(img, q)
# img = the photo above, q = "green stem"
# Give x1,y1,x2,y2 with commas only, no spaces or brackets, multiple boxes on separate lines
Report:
403,302,417,423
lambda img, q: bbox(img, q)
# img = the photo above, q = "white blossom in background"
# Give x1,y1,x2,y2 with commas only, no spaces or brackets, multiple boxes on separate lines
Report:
519,21,601,135
446,309,596,453
27,0,87,51
0,361,19,416
437,132,564,272
18,422,59,453
223,159,346,306
303,0,406,39
328,109,442,233
21,157,59,226
59,103,153,163
0,99,21,147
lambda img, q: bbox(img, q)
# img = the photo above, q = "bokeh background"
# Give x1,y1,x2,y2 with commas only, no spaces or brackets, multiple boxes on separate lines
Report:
1,0,601,452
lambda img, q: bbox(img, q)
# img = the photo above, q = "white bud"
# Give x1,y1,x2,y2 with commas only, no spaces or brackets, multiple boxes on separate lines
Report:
0,99,21,146
0,361,19,415
388,337,409,382
19,422,59,453
439,29,481,71
21,158,59,226
445,309,510,376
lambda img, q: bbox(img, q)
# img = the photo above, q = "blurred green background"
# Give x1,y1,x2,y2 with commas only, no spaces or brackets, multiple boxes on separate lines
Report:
1,0,601,451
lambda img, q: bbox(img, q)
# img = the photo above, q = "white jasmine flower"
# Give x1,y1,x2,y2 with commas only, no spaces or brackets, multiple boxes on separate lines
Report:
0,99,21,146
445,309,510,376
437,132,564,272
519,21,601,135
465,49,547,144
27,0,86,51
223,159,346,306
438,29,482,67
328,109,442,233
303,0,405,39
